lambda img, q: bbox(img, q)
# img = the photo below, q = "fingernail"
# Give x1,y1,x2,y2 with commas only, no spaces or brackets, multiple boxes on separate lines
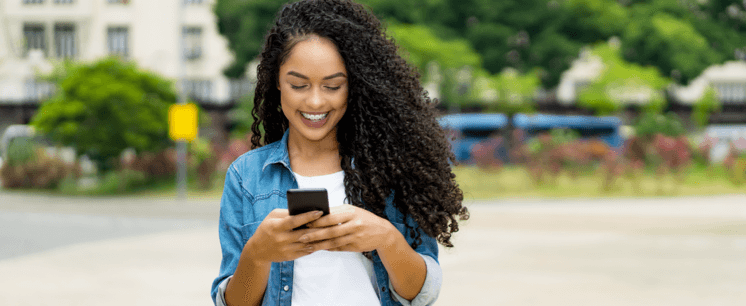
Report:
313,211,323,217
299,236,308,243
305,246,314,252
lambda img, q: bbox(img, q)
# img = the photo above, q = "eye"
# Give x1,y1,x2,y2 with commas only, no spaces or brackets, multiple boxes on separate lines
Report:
326,86,341,91
290,84,307,90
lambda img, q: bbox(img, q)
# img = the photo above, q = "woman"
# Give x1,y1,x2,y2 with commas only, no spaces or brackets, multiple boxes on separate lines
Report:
211,0,468,305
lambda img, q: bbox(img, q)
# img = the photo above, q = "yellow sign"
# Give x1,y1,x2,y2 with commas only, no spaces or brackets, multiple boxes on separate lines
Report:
169,103,198,141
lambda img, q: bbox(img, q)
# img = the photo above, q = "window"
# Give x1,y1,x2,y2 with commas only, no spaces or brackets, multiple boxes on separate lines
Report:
107,0,129,4
23,0,44,4
184,0,203,4
54,0,74,4
54,24,76,59
183,79,212,101
182,27,202,60
23,24,46,56
25,79,56,102
107,27,129,57
714,82,746,104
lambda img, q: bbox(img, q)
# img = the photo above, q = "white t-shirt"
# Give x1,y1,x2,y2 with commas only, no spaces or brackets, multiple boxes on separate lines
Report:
291,171,380,306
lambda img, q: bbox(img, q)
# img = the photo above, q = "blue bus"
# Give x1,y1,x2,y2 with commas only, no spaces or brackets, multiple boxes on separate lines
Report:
438,113,509,162
438,113,623,163
512,113,623,149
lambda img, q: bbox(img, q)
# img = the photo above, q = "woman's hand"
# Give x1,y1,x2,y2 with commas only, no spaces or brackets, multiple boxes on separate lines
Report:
299,204,397,252
244,209,325,264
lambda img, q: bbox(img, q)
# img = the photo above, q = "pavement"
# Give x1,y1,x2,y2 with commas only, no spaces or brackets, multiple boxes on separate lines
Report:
0,191,745,305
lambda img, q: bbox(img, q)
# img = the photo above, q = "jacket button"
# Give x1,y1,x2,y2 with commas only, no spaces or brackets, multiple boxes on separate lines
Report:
284,285,289,291
381,286,386,292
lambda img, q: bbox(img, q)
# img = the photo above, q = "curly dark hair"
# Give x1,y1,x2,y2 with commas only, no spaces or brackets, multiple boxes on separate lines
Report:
251,0,468,248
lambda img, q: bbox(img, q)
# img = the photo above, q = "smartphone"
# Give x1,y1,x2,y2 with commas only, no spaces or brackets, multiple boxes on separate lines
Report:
286,188,330,229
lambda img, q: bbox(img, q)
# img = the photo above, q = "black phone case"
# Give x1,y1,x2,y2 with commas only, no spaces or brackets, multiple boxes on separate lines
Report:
287,188,330,229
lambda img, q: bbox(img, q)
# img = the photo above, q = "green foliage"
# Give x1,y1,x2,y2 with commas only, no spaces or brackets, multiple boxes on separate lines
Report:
214,0,746,88
189,137,214,167
387,23,482,73
228,91,258,138
0,149,77,189
482,68,540,114
634,112,686,138
5,137,37,167
83,169,149,195
214,0,286,78
31,58,177,171
691,86,722,128
577,42,670,115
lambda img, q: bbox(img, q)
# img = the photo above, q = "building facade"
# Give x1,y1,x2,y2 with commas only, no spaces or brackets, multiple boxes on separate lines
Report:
0,0,250,143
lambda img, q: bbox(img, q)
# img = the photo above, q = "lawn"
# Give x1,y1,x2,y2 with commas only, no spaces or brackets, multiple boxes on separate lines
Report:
453,164,746,200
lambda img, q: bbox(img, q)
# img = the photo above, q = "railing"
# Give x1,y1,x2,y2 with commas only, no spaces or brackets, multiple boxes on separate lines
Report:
229,78,253,102
24,80,56,103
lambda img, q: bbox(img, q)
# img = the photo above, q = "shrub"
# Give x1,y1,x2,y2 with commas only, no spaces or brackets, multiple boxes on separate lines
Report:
96,169,148,194
1,149,78,189
471,136,504,172
123,149,177,181
218,136,252,172
4,137,36,166
190,138,218,190
31,58,177,171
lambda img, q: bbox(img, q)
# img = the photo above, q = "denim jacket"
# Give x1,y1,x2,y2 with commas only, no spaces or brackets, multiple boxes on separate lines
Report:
211,130,442,306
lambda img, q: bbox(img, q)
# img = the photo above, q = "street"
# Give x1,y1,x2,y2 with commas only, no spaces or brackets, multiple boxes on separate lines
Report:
0,192,744,305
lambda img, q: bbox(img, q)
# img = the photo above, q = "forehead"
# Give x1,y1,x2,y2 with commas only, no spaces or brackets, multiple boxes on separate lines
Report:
280,36,347,76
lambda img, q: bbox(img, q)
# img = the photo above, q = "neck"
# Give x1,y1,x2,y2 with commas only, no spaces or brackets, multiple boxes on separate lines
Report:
286,127,340,160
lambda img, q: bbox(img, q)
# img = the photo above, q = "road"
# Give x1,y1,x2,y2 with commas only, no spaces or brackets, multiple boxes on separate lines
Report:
0,191,744,305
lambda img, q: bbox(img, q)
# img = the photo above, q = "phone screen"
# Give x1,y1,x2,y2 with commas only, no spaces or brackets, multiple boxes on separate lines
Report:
287,188,330,229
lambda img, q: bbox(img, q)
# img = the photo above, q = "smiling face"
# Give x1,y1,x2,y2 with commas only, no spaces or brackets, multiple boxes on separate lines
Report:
278,35,349,147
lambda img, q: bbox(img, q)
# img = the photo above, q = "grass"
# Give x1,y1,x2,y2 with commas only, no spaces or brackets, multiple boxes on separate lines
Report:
453,164,746,200
4,165,744,201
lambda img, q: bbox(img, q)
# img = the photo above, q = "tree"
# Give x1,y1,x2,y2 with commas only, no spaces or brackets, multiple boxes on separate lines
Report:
31,58,177,171
691,86,721,128
214,0,286,78
577,42,670,115
215,0,746,88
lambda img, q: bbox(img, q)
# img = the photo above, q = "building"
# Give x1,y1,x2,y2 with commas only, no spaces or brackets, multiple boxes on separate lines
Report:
0,0,251,145
554,42,746,125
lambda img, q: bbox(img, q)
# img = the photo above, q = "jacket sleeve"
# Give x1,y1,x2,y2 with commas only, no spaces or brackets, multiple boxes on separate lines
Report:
389,252,442,306
210,166,252,305
390,213,442,306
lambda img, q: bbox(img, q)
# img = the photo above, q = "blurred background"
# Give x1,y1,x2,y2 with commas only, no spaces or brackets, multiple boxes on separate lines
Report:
0,0,744,305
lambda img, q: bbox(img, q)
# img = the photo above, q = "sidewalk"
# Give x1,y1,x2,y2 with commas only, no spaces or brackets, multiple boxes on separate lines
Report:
0,193,745,305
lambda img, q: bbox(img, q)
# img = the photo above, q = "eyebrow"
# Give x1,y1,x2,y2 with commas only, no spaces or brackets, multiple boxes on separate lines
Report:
287,71,347,80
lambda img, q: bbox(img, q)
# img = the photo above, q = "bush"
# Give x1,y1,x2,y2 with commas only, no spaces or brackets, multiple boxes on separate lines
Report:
96,169,148,194
4,137,36,166
1,148,79,189
123,149,177,181
189,138,218,190
634,112,686,138
31,58,177,171
218,136,252,172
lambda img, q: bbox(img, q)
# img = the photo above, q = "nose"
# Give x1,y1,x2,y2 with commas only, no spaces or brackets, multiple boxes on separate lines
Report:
307,87,324,109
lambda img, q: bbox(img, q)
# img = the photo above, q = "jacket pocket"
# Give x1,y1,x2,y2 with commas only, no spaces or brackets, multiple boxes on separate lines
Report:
240,221,262,245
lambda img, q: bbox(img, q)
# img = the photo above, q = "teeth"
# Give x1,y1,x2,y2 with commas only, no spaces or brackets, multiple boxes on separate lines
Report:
301,112,328,121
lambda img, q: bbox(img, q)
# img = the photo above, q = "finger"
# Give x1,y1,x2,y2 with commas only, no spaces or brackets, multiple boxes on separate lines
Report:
299,224,351,243
307,235,354,251
306,211,354,228
267,208,289,218
327,245,356,252
280,210,324,231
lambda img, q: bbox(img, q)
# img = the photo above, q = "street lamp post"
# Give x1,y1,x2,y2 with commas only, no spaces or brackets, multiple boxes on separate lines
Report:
176,0,187,200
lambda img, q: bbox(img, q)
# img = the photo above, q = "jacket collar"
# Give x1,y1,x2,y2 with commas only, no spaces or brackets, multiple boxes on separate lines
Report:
262,129,292,172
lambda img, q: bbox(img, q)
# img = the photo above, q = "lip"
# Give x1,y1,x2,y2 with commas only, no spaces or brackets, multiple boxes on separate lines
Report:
299,111,330,128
